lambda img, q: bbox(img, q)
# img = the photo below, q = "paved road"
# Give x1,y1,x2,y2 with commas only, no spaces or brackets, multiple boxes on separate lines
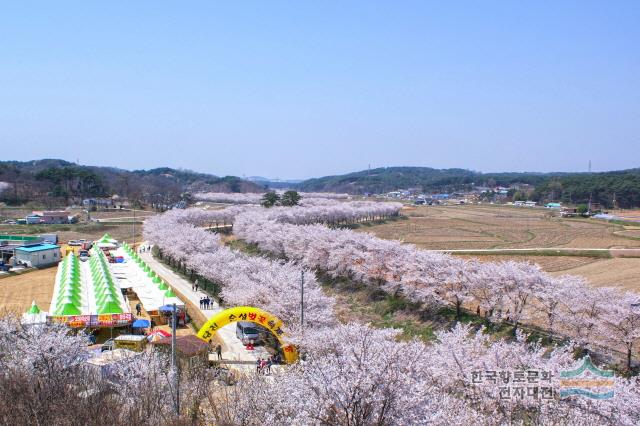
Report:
139,248,271,368
95,216,151,223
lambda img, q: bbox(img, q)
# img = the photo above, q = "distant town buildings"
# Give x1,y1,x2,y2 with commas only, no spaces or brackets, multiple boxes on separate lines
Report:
514,201,537,207
83,196,130,209
31,211,70,224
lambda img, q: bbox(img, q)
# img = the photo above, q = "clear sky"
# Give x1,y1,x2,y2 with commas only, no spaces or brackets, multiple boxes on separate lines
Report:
1,2,639,179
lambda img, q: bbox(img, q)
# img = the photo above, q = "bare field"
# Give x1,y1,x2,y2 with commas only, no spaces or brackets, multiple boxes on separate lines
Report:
456,255,604,273
90,210,156,220
0,267,56,313
361,205,640,290
550,258,640,290
366,205,640,250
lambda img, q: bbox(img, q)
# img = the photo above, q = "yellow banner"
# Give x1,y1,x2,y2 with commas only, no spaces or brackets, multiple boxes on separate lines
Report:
197,306,297,363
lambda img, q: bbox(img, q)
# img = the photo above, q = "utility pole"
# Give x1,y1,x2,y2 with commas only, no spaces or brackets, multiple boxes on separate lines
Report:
132,206,136,249
171,303,180,415
300,270,305,328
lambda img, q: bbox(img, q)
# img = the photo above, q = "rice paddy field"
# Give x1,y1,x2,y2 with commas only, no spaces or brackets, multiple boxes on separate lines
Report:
359,204,640,291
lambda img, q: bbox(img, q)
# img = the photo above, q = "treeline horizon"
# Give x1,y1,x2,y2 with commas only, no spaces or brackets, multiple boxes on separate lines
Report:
0,159,265,208
1,160,639,209
299,166,640,208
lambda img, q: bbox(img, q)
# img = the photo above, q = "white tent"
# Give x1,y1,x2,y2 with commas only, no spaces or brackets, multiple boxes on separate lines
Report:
96,233,118,249
22,301,48,325
109,248,183,312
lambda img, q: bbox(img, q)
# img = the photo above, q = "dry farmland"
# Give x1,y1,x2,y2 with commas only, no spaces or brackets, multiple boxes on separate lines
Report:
367,204,640,250
0,267,56,313
360,204,640,290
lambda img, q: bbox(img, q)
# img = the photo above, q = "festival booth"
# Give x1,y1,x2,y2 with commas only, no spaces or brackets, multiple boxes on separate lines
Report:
96,233,118,250
21,301,48,325
109,242,184,325
47,252,132,328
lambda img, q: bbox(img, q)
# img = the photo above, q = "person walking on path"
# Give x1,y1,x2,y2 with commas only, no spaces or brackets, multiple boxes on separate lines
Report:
216,344,222,360
135,302,142,316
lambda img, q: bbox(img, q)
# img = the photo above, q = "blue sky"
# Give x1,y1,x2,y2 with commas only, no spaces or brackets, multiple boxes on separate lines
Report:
1,1,638,179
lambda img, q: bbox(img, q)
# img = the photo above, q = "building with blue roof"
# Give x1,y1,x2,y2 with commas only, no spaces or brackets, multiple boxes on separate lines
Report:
15,244,61,267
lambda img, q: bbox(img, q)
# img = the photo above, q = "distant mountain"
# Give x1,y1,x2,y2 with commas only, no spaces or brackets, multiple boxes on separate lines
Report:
246,176,304,189
4,160,638,209
0,159,264,206
298,166,541,194
297,166,640,208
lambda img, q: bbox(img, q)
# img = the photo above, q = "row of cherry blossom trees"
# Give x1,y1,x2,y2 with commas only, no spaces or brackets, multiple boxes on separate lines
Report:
249,200,402,225
141,202,640,422
158,199,401,230
161,205,256,228
232,208,640,370
148,202,640,369
144,210,335,332
194,192,263,204
194,191,350,205
0,315,216,425
6,313,639,424
207,323,640,425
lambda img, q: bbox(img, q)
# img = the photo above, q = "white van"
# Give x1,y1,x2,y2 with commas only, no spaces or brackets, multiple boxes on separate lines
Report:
236,321,260,345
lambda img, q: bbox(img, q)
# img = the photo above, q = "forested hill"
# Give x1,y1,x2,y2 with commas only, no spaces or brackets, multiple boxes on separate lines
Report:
0,159,264,206
298,166,640,208
298,167,556,194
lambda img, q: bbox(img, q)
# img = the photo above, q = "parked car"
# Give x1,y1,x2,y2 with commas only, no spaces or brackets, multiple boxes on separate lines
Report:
79,250,90,261
68,240,82,246
236,321,260,345
101,338,115,352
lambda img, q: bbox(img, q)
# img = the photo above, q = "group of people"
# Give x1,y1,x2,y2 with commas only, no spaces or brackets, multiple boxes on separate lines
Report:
138,245,151,253
256,355,279,375
199,297,212,309
191,279,200,292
